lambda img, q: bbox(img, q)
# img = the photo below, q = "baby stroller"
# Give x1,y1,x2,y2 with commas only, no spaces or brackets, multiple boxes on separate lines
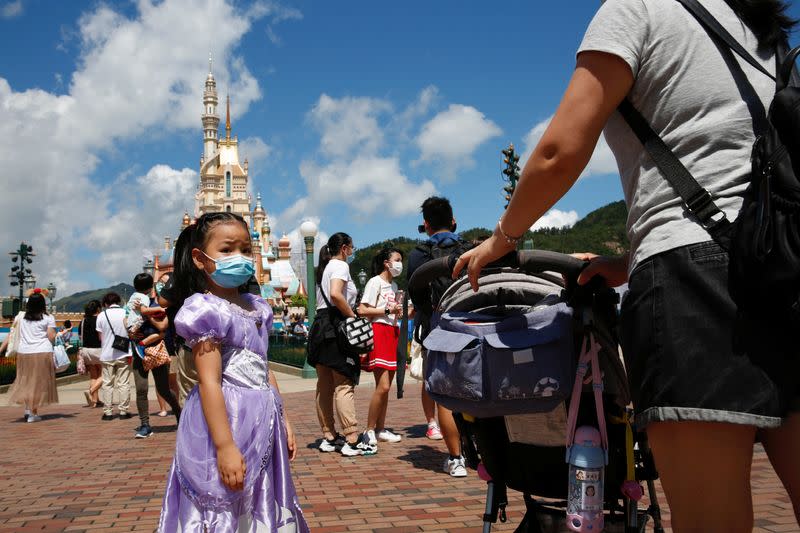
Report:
407,250,665,533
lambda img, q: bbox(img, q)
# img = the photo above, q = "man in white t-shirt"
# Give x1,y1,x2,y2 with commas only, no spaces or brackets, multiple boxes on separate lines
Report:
96,292,132,420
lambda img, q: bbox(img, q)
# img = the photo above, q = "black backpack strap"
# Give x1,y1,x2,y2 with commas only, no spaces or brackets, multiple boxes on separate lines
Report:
676,0,775,81
617,99,732,247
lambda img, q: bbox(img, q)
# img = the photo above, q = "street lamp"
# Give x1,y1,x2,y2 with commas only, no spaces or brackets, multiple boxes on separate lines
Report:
24,276,36,302
47,282,57,312
8,242,34,305
357,269,368,288
299,219,319,379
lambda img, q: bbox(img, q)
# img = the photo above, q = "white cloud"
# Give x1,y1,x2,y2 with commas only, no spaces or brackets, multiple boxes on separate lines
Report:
1,0,23,19
277,92,438,233
520,115,618,179
531,209,580,231
0,0,300,295
308,94,392,158
239,136,273,174
416,104,502,179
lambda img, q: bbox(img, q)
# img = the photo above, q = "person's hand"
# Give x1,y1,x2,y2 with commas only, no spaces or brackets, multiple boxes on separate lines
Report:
128,330,144,341
131,300,142,312
285,419,297,461
452,233,517,292
572,253,629,287
217,443,246,491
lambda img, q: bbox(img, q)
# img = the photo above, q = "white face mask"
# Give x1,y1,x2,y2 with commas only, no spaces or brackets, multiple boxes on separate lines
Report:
388,261,403,277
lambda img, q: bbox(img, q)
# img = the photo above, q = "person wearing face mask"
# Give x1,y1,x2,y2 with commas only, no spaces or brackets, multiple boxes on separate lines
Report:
354,247,408,454
307,232,368,457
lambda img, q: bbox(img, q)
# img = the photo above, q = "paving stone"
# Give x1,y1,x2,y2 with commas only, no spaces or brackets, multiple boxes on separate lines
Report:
1,382,796,532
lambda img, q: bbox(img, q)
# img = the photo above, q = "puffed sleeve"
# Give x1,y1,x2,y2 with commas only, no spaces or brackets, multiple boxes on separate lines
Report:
249,294,274,334
174,293,233,348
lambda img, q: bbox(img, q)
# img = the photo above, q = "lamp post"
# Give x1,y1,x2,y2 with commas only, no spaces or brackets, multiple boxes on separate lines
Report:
8,242,34,305
24,276,36,303
299,219,319,379
47,282,57,313
357,269,368,289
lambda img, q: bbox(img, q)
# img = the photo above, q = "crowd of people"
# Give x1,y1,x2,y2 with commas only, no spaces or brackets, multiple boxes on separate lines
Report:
1,1,799,531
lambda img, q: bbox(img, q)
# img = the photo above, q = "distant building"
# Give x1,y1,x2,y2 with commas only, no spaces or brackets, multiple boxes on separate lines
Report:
152,57,304,318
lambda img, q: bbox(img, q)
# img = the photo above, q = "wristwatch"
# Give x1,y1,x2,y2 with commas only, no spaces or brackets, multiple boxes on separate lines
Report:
384,307,391,316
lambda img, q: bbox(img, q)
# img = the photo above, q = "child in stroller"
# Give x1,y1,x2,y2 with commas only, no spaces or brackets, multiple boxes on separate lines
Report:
407,250,664,533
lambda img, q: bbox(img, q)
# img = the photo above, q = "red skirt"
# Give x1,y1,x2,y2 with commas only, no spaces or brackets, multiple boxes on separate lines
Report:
361,322,399,371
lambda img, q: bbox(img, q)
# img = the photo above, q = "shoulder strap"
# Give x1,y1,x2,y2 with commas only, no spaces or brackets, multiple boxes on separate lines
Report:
617,99,732,247
104,310,117,336
676,0,775,81
80,319,85,345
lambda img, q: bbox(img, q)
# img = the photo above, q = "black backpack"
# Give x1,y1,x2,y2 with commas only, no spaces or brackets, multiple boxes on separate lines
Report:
412,237,473,342
619,0,800,333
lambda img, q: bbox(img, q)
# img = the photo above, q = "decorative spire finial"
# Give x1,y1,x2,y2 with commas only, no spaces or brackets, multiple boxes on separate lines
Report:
225,94,231,140
208,52,212,73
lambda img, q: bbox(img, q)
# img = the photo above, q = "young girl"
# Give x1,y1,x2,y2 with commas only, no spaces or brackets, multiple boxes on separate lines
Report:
356,248,408,453
158,212,308,532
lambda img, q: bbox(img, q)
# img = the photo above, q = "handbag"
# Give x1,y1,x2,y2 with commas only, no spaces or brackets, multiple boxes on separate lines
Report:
104,310,130,353
53,338,70,373
408,339,424,381
5,312,23,357
319,282,374,356
143,340,171,371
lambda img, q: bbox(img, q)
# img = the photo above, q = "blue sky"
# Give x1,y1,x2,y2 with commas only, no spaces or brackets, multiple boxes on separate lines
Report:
1,0,799,295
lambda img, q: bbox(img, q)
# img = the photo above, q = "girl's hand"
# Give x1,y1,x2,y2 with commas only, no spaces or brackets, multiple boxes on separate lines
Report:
452,233,517,292
217,443,246,491
572,253,629,287
285,419,297,461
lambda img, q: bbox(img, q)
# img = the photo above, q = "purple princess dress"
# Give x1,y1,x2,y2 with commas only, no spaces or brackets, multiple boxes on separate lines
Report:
158,292,308,533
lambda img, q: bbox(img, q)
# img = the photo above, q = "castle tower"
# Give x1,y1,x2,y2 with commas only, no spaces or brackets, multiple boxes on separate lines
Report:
194,61,252,220
277,234,291,261
181,212,191,231
202,54,219,162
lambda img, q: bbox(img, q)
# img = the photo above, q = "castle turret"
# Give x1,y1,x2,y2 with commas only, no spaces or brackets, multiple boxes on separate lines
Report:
202,54,219,162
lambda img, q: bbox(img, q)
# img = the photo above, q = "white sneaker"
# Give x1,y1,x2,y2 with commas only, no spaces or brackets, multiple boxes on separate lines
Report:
377,429,402,443
26,415,42,423
443,456,468,477
366,429,377,445
318,437,338,453
340,441,364,457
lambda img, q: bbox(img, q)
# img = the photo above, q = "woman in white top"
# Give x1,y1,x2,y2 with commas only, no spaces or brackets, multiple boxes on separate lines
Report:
455,1,799,529
356,247,408,452
3,290,58,422
306,232,365,457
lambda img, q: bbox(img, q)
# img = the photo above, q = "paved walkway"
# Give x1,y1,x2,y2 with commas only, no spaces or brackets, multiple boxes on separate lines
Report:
0,376,795,532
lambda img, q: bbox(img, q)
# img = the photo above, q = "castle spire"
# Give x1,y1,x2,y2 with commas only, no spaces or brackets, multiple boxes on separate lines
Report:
225,94,231,140
208,52,212,73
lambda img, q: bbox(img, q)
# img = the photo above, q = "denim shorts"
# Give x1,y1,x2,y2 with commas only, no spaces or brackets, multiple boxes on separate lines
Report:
620,241,799,430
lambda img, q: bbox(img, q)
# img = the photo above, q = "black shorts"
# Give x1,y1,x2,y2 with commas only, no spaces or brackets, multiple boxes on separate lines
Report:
621,241,799,430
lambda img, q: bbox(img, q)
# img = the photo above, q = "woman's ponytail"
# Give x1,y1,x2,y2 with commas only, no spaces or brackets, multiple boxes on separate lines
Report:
316,233,353,286
724,0,796,49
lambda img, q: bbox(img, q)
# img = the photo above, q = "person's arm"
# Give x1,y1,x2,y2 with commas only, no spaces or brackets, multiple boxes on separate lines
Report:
194,339,245,491
453,51,634,290
329,278,356,318
268,370,296,461
140,305,165,316
47,327,57,344
0,335,9,356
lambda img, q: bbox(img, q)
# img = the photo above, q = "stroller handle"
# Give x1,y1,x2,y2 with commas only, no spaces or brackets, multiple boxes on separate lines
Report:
407,250,586,293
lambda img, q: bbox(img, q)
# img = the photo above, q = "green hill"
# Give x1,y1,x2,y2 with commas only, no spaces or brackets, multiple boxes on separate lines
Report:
350,200,628,289
54,283,135,313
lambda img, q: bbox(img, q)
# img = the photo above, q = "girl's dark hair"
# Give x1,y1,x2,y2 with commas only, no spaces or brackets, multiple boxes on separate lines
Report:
64,320,72,329
316,232,353,285
24,293,47,321
102,292,122,307
84,299,101,318
724,0,796,49
172,212,250,308
371,247,404,277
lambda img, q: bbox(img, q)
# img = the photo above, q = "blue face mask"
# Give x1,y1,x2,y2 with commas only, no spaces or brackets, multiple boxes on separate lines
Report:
203,252,255,288
346,253,355,265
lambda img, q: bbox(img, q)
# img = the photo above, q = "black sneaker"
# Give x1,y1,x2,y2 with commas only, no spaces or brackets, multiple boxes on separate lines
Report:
101,414,114,421
135,424,153,439
119,412,133,420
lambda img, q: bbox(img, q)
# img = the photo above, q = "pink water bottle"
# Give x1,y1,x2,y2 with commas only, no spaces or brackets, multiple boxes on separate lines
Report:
566,426,605,532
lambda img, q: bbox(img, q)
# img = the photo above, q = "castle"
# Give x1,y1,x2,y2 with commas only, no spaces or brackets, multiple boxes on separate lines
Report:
152,57,305,312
